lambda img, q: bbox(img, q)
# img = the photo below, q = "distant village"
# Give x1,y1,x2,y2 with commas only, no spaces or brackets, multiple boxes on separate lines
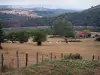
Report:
0,10,42,18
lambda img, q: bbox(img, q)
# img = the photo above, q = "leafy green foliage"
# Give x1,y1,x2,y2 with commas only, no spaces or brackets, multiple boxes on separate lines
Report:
19,60,100,75
33,30,47,45
53,20,75,37
7,31,18,43
6,31,29,43
83,30,91,35
63,53,82,60
6,30,47,44
16,31,29,43
54,7,100,31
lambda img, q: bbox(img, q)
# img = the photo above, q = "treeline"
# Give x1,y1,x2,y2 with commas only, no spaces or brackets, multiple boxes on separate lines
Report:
0,12,54,28
0,12,33,28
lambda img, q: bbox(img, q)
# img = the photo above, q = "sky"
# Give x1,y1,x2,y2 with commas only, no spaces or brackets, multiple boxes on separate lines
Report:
0,0,100,9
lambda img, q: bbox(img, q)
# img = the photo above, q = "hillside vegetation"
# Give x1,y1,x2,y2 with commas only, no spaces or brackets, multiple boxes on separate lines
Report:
56,6,100,27
0,5,100,31
0,60,100,75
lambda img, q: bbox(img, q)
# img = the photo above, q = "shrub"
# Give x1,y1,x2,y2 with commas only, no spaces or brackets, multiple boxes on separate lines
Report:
64,53,82,60
68,40,81,42
96,37,100,41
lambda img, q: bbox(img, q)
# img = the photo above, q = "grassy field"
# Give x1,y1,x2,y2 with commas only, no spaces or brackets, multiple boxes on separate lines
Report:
19,60,100,75
0,38,100,68
0,60,100,75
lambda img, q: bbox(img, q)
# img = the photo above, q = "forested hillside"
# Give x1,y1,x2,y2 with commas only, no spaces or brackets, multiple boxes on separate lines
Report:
56,6,100,27
0,12,28,28
0,12,54,28
0,4,100,29
32,8,79,17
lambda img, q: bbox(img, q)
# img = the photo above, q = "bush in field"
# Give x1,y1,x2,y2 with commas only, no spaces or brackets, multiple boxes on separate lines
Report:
96,37,100,41
33,30,47,46
64,53,82,60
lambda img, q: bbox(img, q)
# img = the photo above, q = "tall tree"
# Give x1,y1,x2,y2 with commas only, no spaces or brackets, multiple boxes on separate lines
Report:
53,20,75,37
0,24,4,49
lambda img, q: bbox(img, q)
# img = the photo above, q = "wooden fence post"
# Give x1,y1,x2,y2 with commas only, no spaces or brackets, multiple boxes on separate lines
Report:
36,52,39,64
61,53,63,59
1,54,4,69
16,51,19,68
42,54,44,62
54,56,56,60
50,53,52,61
92,55,94,61
26,53,28,67
98,56,99,61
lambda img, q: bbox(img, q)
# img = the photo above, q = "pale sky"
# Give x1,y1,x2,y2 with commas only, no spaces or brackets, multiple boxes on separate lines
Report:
0,0,100,9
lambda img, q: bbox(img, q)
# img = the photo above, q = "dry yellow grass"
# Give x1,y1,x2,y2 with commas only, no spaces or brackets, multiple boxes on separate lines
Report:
0,38,100,68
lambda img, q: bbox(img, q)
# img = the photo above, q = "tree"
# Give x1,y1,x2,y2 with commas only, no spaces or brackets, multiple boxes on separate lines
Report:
53,20,75,37
0,24,4,49
33,30,47,46
7,31,29,43
7,31,17,43
16,31,29,43
83,30,91,37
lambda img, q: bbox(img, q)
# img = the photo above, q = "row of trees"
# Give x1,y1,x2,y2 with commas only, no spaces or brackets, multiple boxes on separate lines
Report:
0,20,75,49
6,30,47,45
0,25,47,49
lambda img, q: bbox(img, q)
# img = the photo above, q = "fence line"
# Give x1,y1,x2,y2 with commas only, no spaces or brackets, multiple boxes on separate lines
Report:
0,52,100,70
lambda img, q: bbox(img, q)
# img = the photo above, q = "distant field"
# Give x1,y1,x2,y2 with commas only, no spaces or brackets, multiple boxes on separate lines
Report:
0,38,100,68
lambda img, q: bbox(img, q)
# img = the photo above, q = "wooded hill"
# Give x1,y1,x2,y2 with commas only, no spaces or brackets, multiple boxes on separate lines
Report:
56,5,100,27
0,4,100,31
